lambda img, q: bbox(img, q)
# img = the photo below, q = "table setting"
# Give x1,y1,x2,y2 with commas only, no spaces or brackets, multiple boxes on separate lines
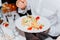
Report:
0,8,52,40
0,4,26,40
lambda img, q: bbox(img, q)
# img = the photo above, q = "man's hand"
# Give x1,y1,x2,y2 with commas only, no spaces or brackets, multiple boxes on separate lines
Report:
16,0,27,10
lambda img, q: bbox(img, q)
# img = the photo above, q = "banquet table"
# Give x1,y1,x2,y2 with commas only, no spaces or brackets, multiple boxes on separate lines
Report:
0,10,59,40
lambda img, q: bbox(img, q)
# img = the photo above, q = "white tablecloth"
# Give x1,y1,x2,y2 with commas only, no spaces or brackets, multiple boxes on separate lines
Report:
0,11,26,40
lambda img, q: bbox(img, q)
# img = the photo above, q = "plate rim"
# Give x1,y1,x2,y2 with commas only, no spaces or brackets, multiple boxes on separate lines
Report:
15,15,51,33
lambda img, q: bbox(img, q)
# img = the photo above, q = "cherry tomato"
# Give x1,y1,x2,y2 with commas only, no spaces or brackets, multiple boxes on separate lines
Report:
36,16,40,20
5,24,9,27
27,27,32,30
3,23,9,27
39,25,43,29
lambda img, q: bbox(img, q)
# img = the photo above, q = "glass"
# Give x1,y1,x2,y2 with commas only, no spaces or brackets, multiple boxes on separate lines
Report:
6,25,19,40
6,7,12,17
6,17,19,39
0,9,6,40
0,20,6,40
0,9,3,24
0,26,4,37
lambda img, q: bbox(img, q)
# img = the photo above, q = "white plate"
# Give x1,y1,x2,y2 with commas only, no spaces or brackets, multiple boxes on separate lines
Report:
15,15,51,33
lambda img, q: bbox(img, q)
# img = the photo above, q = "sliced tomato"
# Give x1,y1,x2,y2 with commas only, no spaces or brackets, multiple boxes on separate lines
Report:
27,27,32,30
36,16,40,21
3,22,9,27
39,25,43,29
5,24,9,27
3,23,9,27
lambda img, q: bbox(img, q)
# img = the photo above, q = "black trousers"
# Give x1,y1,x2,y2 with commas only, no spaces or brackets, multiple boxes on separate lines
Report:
25,32,49,40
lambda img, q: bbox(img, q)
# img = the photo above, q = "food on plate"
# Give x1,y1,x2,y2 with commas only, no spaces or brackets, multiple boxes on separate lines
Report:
21,15,35,26
3,22,9,27
21,15,44,30
2,4,17,13
27,27,32,30
39,24,44,29
36,16,40,21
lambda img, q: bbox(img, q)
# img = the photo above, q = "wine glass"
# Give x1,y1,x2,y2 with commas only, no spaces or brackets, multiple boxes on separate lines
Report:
6,7,12,17
0,20,6,40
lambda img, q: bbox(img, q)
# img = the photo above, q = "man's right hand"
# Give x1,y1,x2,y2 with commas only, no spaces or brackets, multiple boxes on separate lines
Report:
16,0,27,10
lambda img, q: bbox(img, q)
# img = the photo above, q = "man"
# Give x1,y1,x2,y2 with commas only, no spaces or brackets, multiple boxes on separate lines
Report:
16,0,60,40
16,0,42,16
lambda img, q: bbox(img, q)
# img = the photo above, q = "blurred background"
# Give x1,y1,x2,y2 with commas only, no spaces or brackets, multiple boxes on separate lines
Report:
0,0,16,4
